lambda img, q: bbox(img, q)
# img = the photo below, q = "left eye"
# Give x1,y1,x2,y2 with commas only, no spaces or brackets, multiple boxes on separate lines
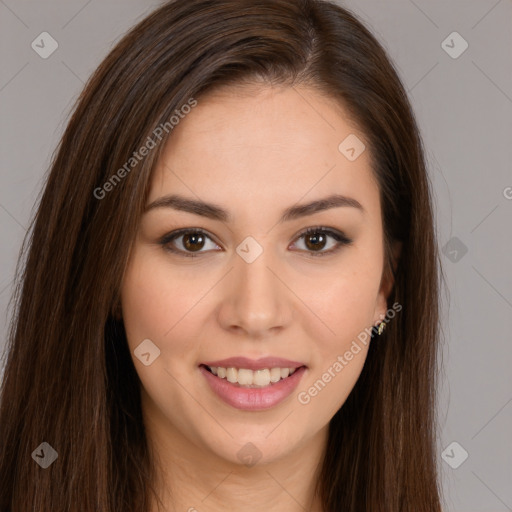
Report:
290,227,353,257
159,227,352,258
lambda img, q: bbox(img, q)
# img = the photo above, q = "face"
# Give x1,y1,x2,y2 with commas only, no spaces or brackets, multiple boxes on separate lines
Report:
120,84,394,468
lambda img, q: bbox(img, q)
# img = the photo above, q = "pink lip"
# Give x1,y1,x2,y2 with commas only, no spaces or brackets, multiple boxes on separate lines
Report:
199,365,307,411
201,356,305,371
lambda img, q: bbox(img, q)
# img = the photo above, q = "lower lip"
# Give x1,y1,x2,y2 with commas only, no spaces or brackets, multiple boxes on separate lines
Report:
199,365,307,411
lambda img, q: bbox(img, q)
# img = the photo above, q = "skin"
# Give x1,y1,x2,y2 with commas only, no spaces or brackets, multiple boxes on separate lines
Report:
120,84,398,512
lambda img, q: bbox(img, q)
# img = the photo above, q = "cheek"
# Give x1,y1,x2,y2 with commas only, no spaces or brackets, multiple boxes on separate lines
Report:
294,263,380,353
120,248,207,363
296,276,374,415
119,249,209,420
121,259,171,344
291,256,379,413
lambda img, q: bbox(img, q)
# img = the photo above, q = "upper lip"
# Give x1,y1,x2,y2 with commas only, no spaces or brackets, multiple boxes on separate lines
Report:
201,357,306,371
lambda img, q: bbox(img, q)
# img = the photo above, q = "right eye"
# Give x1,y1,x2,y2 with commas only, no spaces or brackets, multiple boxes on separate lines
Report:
158,228,222,258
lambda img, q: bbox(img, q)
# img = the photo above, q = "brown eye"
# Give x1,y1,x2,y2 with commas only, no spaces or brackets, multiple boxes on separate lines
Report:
182,232,206,252
291,227,353,257
304,231,328,251
159,229,220,258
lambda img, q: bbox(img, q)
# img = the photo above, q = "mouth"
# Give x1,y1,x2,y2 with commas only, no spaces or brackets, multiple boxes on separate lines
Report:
200,364,306,388
198,358,307,411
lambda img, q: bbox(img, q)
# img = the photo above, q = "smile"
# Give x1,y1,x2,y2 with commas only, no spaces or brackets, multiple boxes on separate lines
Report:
199,357,307,411
205,365,299,388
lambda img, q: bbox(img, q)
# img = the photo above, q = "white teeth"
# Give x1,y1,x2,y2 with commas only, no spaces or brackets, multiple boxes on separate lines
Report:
269,367,281,383
206,365,301,388
237,368,253,385
226,367,238,383
253,369,270,387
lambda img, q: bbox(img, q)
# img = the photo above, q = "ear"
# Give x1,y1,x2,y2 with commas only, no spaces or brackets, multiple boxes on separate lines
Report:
374,240,402,324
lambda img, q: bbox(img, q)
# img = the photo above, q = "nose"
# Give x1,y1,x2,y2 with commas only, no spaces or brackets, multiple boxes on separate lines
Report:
216,243,293,338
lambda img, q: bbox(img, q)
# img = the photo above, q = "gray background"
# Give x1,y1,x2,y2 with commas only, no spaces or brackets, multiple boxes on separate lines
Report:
1,0,511,510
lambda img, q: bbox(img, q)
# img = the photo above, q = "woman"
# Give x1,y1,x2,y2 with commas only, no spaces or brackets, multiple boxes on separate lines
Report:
0,0,444,510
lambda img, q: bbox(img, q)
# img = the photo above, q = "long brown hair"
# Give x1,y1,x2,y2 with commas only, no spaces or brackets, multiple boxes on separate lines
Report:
0,1,443,510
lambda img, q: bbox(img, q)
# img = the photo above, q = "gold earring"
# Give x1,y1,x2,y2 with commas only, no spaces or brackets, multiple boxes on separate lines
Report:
377,321,386,335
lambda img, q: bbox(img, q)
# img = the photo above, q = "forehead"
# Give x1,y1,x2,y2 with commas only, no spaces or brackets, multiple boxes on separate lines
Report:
149,85,380,221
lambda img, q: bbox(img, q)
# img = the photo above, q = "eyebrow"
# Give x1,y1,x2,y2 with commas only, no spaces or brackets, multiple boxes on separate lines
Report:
144,193,365,222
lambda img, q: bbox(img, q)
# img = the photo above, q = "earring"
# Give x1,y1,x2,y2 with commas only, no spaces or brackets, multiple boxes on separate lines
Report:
377,321,386,335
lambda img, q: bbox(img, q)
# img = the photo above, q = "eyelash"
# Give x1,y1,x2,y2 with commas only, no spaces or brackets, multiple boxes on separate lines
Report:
158,226,353,259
